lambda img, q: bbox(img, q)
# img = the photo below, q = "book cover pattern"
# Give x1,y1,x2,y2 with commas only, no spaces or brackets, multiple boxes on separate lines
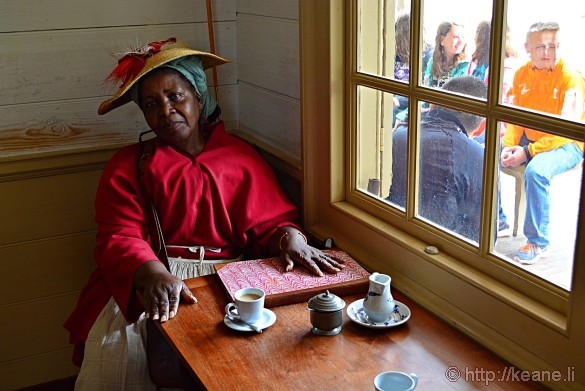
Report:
216,250,370,300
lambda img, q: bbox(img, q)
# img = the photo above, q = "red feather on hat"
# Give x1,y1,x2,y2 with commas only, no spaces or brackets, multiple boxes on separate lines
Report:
105,55,145,87
104,38,177,88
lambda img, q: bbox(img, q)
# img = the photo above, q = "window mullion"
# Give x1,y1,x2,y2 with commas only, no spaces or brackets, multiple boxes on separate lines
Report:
480,0,506,251
406,0,423,222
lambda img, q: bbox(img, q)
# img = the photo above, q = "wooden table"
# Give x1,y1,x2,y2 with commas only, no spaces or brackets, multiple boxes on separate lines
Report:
156,275,543,390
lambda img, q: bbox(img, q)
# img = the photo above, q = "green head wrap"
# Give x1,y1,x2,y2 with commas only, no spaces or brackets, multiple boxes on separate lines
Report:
130,55,217,119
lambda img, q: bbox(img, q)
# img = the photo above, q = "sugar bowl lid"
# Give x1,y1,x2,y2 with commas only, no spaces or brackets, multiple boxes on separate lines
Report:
308,290,346,312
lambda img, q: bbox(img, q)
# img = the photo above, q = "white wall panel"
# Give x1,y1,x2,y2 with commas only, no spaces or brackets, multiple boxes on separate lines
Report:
237,13,299,99
0,0,235,32
0,24,236,107
238,81,300,161
236,4,300,163
237,0,298,19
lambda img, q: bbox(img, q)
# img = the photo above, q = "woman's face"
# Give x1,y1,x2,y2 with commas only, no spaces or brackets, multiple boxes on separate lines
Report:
441,25,466,59
139,69,203,152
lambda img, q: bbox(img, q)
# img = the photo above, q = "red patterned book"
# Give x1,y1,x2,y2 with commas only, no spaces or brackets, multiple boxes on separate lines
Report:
215,249,371,307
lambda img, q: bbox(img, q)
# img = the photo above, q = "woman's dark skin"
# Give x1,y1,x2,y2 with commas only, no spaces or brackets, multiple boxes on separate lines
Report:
133,68,345,323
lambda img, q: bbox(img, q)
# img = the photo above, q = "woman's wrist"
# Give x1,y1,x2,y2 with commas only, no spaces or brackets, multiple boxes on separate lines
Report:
134,259,169,289
279,230,307,251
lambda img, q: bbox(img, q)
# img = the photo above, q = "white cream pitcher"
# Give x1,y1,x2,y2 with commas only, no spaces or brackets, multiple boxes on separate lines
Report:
363,272,394,322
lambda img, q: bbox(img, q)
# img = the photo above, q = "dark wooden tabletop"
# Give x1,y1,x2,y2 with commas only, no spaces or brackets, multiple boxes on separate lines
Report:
156,274,543,390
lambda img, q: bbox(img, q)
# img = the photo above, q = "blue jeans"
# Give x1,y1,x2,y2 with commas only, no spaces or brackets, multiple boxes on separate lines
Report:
523,141,583,247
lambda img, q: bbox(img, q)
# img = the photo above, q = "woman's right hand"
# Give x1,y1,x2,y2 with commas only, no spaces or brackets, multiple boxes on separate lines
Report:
134,260,197,322
276,228,345,277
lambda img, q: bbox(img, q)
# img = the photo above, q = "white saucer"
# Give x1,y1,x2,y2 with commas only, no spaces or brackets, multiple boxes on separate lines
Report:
224,308,276,332
347,299,410,328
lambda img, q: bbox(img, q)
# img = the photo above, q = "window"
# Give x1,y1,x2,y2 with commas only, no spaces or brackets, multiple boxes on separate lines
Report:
354,0,583,291
301,1,585,387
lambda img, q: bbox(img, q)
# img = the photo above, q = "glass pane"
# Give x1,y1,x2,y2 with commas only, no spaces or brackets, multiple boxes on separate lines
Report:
494,125,583,290
356,1,411,81
421,0,492,97
416,101,485,243
355,86,398,199
383,93,411,211
502,2,585,124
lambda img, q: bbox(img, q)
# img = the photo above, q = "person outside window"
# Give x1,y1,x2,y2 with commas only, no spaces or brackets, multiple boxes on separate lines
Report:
393,13,433,128
424,21,469,88
502,25,520,109
387,76,488,242
465,20,513,237
467,20,491,84
465,20,491,144
501,22,584,264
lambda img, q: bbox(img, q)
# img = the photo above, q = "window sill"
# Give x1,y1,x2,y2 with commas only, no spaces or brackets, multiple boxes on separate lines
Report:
319,200,567,333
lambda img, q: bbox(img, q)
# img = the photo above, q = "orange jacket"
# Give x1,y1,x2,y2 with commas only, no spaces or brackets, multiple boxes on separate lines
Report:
503,59,584,155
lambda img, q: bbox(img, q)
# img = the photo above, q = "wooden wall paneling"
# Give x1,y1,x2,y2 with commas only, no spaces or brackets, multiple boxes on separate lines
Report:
0,85,238,159
0,23,237,158
0,170,100,246
0,99,144,159
0,295,80,364
0,341,78,391
238,81,300,163
217,84,239,130
0,23,237,107
0,233,96,305
0,149,115,176
236,0,299,20
0,0,236,32
237,13,299,99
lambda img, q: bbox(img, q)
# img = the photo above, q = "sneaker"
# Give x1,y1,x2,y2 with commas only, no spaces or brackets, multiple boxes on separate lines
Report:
514,243,548,265
497,221,512,237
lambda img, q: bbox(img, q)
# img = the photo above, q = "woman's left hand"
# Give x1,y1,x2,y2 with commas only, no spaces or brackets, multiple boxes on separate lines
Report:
278,229,345,277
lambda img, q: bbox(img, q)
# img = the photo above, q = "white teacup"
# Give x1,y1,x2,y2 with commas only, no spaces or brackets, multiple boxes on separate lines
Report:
225,287,265,324
374,371,418,391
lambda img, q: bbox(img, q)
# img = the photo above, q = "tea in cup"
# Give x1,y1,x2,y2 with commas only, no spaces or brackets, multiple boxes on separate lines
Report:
225,287,265,324
374,371,418,391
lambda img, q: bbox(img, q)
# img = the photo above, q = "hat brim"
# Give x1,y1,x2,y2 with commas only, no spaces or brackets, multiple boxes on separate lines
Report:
98,46,230,115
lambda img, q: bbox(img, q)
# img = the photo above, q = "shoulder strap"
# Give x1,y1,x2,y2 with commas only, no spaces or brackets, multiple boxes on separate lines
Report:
137,138,171,272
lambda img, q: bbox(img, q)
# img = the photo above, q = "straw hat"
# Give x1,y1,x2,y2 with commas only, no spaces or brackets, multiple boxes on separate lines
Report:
98,38,230,115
